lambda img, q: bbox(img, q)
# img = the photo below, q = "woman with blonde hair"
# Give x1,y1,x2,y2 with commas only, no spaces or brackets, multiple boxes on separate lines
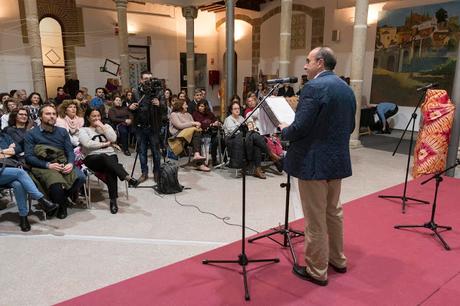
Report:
55,99,84,147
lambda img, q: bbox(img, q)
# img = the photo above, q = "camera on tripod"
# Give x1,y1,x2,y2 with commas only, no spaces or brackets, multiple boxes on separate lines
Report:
140,77,164,99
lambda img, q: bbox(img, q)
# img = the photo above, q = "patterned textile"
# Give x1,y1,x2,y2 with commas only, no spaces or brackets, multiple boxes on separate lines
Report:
412,89,455,178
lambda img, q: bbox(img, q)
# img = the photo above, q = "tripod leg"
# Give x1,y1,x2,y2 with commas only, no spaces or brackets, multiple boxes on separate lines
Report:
394,224,425,229
433,229,451,250
404,196,430,204
248,229,283,243
284,230,299,265
242,264,250,301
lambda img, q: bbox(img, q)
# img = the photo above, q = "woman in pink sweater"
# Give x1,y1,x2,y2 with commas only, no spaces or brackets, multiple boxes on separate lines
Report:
169,98,210,171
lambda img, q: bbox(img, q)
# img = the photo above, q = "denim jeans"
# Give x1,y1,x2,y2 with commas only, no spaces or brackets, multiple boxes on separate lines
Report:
136,128,161,175
0,168,44,216
68,167,86,196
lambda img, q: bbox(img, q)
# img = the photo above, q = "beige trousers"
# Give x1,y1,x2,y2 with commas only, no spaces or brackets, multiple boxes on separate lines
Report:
298,179,347,280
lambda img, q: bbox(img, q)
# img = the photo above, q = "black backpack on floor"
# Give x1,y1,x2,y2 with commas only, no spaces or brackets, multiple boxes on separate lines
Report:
155,161,184,194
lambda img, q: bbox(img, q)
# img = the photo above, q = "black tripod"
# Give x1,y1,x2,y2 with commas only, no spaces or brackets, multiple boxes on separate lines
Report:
394,160,457,250
248,174,304,264
203,84,283,301
378,89,430,213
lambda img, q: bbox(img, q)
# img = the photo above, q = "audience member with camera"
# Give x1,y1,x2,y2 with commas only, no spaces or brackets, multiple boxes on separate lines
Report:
130,70,167,183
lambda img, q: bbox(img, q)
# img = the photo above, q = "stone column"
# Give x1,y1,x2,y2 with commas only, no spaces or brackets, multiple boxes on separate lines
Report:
24,0,46,98
446,41,460,176
349,0,369,148
115,0,130,91
182,6,198,100
279,0,293,78
225,0,236,107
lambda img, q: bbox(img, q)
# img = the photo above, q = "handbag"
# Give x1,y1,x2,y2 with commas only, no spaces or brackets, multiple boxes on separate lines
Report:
0,157,22,175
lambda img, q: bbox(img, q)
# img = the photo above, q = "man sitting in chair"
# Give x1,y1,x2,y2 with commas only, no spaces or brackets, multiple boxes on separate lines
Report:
24,104,86,219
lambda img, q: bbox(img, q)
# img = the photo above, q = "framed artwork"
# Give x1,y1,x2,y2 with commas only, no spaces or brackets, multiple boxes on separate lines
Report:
371,2,460,106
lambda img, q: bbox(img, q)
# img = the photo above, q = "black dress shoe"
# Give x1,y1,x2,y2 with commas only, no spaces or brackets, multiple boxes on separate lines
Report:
57,204,67,219
19,216,31,232
329,262,347,273
123,150,131,156
110,199,118,214
37,197,58,214
292,264,328,286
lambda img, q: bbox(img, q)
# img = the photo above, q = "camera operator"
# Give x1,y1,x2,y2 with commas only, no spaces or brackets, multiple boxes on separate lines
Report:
130,70,167,183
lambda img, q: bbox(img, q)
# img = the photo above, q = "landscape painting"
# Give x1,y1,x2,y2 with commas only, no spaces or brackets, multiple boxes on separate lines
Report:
371,2,460,106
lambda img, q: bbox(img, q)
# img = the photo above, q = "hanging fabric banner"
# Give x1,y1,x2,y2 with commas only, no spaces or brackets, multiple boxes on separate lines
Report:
412,89,455,178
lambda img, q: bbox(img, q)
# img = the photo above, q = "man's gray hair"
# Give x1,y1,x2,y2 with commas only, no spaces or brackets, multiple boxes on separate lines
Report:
313,47,337,71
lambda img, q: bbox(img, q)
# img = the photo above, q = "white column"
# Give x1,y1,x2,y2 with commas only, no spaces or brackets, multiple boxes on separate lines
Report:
349,0,369,148
279,0,293,78
115,0,130,91
24,0,46,98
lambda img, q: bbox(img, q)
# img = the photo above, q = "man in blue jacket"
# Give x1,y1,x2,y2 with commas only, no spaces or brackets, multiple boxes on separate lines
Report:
279,47,356,286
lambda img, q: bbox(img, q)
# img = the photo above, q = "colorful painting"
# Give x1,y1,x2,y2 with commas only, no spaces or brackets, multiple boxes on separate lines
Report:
371,2,460,106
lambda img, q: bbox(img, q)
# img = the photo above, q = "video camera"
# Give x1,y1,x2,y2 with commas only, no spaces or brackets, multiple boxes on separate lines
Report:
139,77,164,99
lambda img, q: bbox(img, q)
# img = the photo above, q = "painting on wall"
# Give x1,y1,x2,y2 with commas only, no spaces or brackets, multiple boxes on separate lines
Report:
371,2,460,106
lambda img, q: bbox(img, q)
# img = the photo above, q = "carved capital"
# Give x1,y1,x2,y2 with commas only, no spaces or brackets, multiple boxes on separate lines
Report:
182,6,198,19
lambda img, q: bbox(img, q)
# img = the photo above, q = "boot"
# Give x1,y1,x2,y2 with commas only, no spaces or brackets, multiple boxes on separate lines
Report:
128,177,139,188
57,203,67,219
268,151,281,162
19,216,31,232
254,167,266,179
37,197,58,215
110,199,118,214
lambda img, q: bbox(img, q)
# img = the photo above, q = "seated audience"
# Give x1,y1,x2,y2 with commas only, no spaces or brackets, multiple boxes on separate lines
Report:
277,83,295,97
75,90,89,113
255,82,269,101
79,108,139,214
5,107,33,158
108,95,133,156
223,102,280,179
122,90,137,108
192,100,221,167
0,130,58,231
54,87,70,106
0,93,10,115
25,104,86,219
13,89,27,104
56,100,84,147
1,98,19,130
169,98,210,171
243,94,261,132
24,92,43,126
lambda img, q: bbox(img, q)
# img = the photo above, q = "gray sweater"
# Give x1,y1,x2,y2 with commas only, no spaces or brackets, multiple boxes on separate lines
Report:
79,124,117,156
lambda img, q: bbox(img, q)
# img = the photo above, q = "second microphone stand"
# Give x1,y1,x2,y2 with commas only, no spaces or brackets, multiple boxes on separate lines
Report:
394,160,457,250
202,83,283,301
378,89,430,213
248,174,304,265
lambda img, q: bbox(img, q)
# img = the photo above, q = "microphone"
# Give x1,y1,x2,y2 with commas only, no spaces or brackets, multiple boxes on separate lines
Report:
416,83,439,92
266,77,298,84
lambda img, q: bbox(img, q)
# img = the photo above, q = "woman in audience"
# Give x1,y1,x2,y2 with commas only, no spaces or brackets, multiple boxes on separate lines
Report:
192,100,221,167
0,131,58,231
223,101,280,179
0,93,10,115
243,94,261,132
1,98,19,130
56,100,84,147
122,90,136,108
255,82,268,101
24,92,43,126
79,108,139,214
108,95,133,156
75,90,89,113
5,107,33,157
169,98,210,171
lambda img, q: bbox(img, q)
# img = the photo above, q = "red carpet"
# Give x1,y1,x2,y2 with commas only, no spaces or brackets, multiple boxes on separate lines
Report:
58,177,460,306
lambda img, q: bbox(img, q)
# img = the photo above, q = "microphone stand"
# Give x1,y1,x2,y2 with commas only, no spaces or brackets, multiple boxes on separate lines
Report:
248,173,304,265
203,83,283,301
378,88,430,213
394,160,457,250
